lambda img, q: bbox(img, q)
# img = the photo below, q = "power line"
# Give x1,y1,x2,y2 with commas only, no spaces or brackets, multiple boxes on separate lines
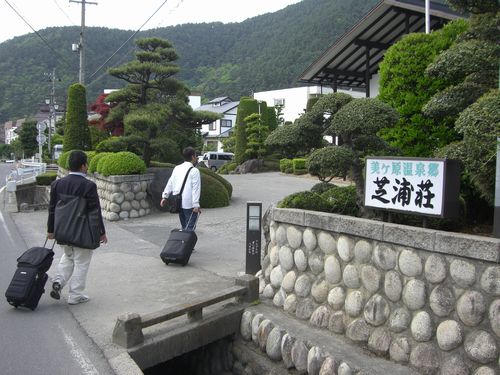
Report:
3,0,75,69
52,0,77,25
86,0,170,83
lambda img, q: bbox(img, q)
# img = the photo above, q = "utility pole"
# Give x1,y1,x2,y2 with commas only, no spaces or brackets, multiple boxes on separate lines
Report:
70,0,97,85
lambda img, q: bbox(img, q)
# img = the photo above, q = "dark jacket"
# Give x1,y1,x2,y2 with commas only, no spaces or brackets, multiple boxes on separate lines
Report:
47,174,105,235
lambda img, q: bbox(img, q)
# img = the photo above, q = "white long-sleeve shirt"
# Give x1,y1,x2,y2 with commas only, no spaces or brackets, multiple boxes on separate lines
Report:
162,161,201,209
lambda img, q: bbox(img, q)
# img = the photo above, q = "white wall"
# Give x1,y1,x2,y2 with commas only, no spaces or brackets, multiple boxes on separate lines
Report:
254,86,365,123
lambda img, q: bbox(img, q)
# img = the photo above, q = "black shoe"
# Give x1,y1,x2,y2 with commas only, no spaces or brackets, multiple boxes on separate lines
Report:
50,282,61,300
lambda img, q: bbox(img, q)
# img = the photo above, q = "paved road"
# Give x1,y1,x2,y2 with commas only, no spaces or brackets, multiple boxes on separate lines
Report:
0,164,115,375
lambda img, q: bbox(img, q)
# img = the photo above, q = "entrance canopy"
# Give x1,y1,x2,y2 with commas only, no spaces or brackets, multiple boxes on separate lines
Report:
298,0,461,96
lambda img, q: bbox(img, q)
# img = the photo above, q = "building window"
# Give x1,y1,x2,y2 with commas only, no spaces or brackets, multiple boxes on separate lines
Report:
209,122,216,131
221,119,232,128
274,98,285,106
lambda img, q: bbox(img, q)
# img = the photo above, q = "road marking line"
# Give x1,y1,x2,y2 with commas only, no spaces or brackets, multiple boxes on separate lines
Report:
0,208,15,245
60,327,100,375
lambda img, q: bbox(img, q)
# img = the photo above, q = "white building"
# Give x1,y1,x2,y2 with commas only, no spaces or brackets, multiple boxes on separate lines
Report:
196,97,239,152
253,86,365,124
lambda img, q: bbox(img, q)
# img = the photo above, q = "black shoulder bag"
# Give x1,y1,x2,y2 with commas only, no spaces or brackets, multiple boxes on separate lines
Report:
166,167,193,214
54,193,101,250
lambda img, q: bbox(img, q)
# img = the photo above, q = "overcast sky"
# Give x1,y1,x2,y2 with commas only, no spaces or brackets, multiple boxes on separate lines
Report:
0,0,302,43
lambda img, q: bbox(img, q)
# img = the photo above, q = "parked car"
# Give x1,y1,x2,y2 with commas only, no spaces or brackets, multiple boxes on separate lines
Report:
200,152,234,171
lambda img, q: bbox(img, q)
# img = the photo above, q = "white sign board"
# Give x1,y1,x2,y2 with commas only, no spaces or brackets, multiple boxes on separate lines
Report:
364,157,447,216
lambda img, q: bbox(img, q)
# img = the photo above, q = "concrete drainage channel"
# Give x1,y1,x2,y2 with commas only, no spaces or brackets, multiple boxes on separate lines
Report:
111,275,417,375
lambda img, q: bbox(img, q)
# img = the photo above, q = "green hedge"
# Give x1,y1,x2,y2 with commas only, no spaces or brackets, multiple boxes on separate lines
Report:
293,169,308,175
280,158,293,173
98,152,146,176
200,174,230,208
149,161,176,168
36,172,57,185
58,151,72,169
278,191,332,213
88,152,113,173
85,151,97,166
218,162,238,174
199,167,233,198
293,158,307,171
320,185,359,216
311,182,336,194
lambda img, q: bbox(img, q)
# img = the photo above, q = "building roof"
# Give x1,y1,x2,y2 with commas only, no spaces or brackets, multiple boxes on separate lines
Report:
298,0,461,91
196,100,239,114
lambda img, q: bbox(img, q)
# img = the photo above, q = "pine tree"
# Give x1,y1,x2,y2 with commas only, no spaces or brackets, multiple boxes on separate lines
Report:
106,37,218,166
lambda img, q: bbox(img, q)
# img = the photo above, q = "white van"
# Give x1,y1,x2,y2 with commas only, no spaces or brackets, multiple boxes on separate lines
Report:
201,152,234,170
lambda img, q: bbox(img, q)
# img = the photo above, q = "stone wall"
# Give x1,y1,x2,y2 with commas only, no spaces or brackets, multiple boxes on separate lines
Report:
258,208,500,374
58,168,154,221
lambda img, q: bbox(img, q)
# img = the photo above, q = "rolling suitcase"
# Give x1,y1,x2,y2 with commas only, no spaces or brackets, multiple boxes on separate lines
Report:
5,240,55,310
160,213,199,266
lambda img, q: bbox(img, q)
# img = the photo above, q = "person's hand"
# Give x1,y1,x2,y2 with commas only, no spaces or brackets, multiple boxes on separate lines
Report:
100,234,108,244
47,233,54,239
193,207,201,214
160,198,167,207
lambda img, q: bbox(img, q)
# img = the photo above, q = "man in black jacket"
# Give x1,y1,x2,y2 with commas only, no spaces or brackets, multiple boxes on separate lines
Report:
47,150,107,305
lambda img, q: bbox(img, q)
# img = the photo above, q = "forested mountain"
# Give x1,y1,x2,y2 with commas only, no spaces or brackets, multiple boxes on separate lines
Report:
0,0,378,123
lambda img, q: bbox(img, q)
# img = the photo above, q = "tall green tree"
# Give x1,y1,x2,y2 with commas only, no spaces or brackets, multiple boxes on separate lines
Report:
16,119,38,157
234,97,259,164
377,20,468,156
64,83,92,152
323,98,399,211
424,0,500,203
106,37,218,166
244,113,269,159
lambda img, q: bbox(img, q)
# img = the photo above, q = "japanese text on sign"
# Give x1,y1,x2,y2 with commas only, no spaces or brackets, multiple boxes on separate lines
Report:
364,158,445,215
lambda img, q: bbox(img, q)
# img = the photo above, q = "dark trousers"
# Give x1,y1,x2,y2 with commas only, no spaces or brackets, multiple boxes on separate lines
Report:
179,209,198,231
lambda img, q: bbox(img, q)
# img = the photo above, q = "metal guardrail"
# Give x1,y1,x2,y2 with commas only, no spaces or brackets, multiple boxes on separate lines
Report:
112,275,258,349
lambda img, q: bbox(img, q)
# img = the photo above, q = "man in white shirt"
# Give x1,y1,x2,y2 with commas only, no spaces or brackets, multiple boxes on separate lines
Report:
160,147,201,230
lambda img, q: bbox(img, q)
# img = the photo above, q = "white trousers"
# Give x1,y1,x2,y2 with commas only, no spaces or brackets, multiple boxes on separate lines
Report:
53,245,93,301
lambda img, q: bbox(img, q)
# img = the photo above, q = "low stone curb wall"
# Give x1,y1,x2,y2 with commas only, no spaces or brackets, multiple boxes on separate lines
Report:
58,168,154,221
259,208,499,374
239,310,364,374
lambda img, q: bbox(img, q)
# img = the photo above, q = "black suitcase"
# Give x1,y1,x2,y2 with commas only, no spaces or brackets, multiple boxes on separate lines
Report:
160,214,199,266
5,241,55,310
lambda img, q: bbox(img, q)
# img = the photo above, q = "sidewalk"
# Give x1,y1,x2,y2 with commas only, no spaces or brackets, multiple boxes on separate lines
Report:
7,172,318,373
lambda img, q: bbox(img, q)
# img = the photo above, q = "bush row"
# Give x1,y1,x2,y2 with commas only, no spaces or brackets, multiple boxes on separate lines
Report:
57,151,233,209
278,184,359,216
59,150,146,176
280,158,309,175
35,172,57,186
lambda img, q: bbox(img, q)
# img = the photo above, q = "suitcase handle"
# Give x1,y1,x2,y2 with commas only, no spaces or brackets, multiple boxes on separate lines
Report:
184,211,200,231
43,238,57,250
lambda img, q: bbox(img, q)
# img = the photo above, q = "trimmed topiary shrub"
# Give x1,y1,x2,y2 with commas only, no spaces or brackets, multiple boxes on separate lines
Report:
307,146,354,182
58,151,71,169
95,137,128,153
260,158,280,172
64,83,91,152
278,191,332,213
88,152,113,173
149,161,176,168
218,162,237,174
36,172,57,185
199,167,232,198
292,158,306,169
280,158,293,173
85,151,97,166
311,182,337,194
320,185,359,216
98,151,146,176
200,174,230,208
